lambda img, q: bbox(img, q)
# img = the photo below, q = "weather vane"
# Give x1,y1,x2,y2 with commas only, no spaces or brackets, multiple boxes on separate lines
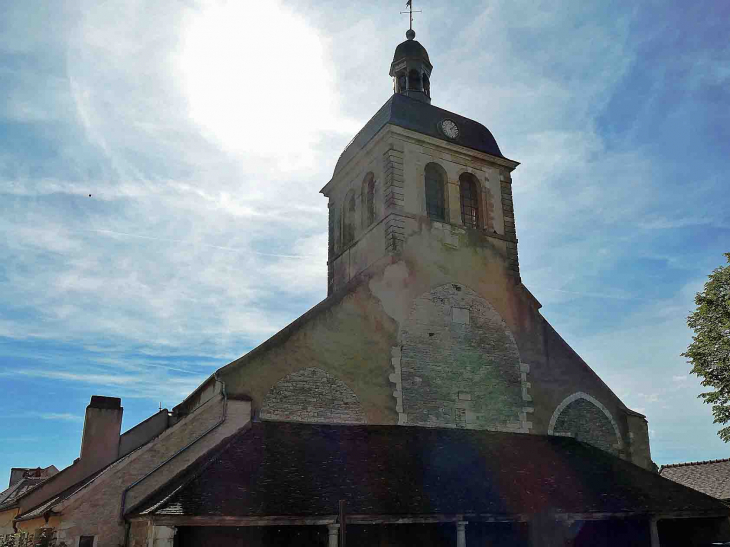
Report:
400,0,421,32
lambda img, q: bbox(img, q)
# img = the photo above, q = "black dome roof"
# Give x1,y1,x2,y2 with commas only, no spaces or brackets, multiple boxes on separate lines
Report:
333,94,513,176
392,39,430,64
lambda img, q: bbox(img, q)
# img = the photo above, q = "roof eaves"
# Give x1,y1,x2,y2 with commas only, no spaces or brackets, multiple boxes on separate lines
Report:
661,458,730,471
14,440,153,521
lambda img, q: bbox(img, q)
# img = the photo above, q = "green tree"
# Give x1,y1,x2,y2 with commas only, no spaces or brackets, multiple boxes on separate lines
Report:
683,253,730,440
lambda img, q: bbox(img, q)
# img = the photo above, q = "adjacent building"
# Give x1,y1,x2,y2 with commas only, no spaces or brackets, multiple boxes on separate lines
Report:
661,459,730,503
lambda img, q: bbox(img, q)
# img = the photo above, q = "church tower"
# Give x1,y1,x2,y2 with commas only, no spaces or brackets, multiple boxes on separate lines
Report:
322,28,520,298
315,28,651,466
179,24,652,472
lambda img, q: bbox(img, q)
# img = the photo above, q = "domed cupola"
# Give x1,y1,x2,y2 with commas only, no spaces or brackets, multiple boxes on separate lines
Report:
390,29,433,104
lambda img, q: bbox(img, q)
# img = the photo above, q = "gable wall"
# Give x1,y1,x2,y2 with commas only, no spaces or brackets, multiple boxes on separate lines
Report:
209,126,651,468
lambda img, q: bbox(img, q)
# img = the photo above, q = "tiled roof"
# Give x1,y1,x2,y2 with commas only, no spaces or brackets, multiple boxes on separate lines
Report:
133,423,727,519
14,467,106,522
0,478,46,510
660,458,730,500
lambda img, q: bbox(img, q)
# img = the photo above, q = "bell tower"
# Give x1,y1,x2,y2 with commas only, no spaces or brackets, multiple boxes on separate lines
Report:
322,28,521,297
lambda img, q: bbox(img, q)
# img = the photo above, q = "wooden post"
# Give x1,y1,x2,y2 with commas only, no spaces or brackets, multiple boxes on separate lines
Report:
650,518,661,547
327,524,340,547
339,500,346,547
456,521,467,547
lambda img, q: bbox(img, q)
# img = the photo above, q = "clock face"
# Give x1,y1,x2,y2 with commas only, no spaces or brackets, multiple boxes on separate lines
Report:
441,119,459,139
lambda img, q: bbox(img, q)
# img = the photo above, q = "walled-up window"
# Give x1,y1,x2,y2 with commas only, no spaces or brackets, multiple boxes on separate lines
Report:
408,69,420,91
362,173,375,227
343,192,356,246
459,173,480,229
425,163,446,222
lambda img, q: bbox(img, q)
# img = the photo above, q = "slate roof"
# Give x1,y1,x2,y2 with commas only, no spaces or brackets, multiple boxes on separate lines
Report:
332,94,510,178
392,39,431,64
132,423,727,519
661,459,730,501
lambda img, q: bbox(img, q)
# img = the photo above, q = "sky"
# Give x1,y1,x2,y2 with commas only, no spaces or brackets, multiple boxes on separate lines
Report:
0,0,728,486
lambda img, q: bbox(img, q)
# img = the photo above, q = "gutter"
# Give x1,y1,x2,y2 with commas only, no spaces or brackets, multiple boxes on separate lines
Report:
121,372,229,544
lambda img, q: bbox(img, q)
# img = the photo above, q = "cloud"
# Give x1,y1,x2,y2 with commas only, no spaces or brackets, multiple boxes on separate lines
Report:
1,0,729,472
561,277,729,464
36,413,84,423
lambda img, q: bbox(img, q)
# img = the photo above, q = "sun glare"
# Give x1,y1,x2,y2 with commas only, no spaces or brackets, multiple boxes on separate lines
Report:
179,1,349,166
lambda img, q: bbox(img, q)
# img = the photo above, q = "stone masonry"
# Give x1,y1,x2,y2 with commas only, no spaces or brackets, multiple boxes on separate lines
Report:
382,143,406,254
500,171,520,283
400,284,529,431
260,367,366,424
552,398,620,455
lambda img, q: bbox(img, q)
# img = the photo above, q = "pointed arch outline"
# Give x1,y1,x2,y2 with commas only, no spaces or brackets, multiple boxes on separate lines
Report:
548,391,623,450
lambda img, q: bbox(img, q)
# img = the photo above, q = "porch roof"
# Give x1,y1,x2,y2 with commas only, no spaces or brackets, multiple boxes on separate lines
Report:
131,423,728,520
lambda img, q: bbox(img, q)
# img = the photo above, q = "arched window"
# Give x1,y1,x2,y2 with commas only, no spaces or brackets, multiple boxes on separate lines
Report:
408,69,420,91
343,192,356,246
423,73,430,97
362,173,375,227
425,163,446,222
459,173,480,229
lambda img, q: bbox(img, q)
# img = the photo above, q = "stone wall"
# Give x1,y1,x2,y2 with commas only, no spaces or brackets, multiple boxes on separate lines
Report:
260,367,366,424
181,123,652,467
626,412,653,469
400,283,530,431
550,394,620,455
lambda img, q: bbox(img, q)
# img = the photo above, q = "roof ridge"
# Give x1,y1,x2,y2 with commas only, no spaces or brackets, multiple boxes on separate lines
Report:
661,457,730,469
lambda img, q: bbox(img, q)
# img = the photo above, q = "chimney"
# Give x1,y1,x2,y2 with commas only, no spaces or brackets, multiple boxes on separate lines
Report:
79,396,123,474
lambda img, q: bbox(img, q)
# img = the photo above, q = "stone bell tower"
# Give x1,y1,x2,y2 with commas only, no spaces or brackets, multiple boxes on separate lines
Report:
322,30,521,297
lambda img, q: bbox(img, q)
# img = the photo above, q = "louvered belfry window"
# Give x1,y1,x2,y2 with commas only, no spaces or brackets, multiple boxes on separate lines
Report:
459,173,480,229
425,163,445,222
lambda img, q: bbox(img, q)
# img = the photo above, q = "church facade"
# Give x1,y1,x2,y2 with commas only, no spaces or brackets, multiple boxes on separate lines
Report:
2,27,728,547
182,29,652,466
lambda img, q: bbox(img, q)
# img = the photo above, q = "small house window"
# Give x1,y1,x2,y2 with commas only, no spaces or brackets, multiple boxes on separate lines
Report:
459,173,480,229
425,163,446,222
79,536,94,547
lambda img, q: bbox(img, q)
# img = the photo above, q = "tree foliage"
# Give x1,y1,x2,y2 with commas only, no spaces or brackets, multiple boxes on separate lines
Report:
683,253,730,441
